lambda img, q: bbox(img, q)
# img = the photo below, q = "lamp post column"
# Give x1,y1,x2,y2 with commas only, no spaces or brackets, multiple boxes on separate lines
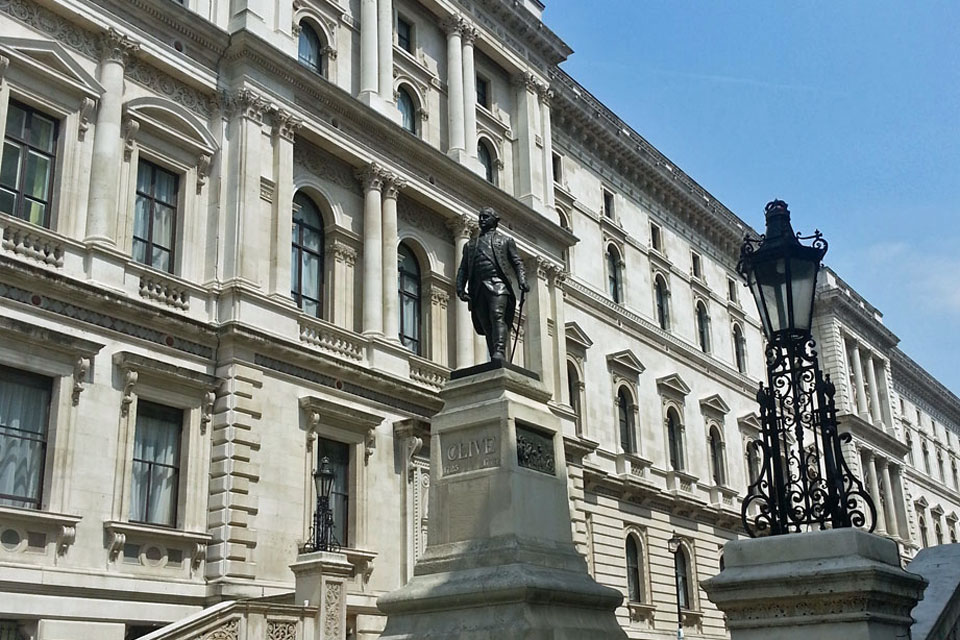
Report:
673,551,683,640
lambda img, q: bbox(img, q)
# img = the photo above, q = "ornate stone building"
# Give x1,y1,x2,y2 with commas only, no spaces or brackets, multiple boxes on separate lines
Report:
0,0,955,639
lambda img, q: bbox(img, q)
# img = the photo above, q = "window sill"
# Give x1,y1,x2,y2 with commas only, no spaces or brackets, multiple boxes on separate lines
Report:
627,601,656,622
104,519,211,568
0,505,81,555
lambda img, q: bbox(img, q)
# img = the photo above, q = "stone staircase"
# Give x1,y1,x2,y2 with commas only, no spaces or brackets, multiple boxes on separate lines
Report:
138,598,317,640
909,544,960,640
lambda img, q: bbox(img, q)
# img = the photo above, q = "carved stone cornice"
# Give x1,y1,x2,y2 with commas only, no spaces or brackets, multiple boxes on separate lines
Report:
99,28,140,65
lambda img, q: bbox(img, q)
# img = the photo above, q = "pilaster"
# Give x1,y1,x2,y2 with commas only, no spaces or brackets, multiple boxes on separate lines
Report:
514,72,546,212
268,108,303,300
330,239,358,331
523,256,554,399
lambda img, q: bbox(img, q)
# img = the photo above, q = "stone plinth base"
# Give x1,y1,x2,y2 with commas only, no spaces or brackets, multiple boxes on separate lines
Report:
702,528,926,640
377,366,625,639
291,550,353,639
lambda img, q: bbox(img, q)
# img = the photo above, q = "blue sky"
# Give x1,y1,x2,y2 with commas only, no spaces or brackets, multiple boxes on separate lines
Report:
544,1,960,395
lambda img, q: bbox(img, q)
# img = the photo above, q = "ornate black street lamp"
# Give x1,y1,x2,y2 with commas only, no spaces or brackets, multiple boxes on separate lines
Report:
302,456,340,553
667,532,684,640
738,200,876,537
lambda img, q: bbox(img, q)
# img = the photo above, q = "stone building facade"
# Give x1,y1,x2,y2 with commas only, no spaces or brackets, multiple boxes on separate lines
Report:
0,0,956,639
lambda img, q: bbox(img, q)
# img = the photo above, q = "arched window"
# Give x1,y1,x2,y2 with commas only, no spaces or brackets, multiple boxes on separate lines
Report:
938,452,946,481
298,22,325,75
654,275,669,330
567,361,582,436
919,515,928,547
953,460,958,489
618,388,634,454
676,546,692,610
626,535,644,603
746,441,761,491
667,408,683,471
733,324,747,374
718,552,725,572
478,139,496,184
935,521,944,545
709,425,726,486
951,525,958,544
607,246,622,303
291,192,324,317
398,243,421,355
905,432,914,466
397,87,417,134
923,442,931,475
696,301,710,353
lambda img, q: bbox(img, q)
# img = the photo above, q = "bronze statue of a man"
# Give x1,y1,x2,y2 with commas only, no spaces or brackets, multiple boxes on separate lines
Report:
456,207,529,362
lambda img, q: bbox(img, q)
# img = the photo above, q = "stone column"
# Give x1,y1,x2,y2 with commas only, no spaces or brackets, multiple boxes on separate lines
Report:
85,29,139,244
381,175,404,343
880,458,900,538
849,342,869,419
377,0,394,104
448,214,475,369
539,86,556,211
890,464,909,540
863,450,887,535
268,109,303,299
514,72,544,212
443,16,466,158
359,0,379,100
461,23,479,160
703,529,926,640
358,164,385,336
865,352,883,426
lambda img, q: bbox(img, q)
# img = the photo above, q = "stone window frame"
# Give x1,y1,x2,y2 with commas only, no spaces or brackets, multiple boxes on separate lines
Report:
731,321,747,374
658,373,697,492
292,3,339,84
566,357,585,438
673,536,703,617
651,269,671,332
289,182,343,323
603,238,625,305
299,396,382,554
476,133,502,185
107,352,216,574
118,97,218,281
0,317,102,558
694,296,711,354
394,80,424,138
623,525,656,624
0,37,105,234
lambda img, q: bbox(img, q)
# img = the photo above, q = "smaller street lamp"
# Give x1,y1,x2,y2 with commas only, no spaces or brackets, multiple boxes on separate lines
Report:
303,456,340,553
668,532,684,640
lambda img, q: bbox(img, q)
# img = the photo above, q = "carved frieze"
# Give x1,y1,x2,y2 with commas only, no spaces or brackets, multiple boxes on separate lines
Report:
294,142,361,193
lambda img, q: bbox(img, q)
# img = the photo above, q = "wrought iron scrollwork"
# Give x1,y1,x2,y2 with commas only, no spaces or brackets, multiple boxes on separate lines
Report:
741,337,876,537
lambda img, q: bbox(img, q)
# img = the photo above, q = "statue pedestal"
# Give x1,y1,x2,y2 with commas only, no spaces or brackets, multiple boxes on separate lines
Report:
702,528,926,640
378,363,625,639
291,550,353,640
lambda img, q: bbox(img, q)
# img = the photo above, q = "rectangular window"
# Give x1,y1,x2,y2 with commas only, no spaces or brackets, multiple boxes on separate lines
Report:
318,438,350,546
602,189,615,219
916,409,923,427
476,76,490,110
691,252,702,279
727,277,738,302
1,101,59,227
130,401,182,527
133,159,179,273
650,222,662,252
552,153,562,184
0,365,51,509
397,17,413,53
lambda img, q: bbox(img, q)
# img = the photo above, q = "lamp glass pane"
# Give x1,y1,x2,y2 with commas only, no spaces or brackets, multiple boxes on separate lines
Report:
788,257,818,332
755,258,789,334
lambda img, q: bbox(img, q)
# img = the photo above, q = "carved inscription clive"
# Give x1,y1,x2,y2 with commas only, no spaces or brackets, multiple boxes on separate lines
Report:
441,426,500,475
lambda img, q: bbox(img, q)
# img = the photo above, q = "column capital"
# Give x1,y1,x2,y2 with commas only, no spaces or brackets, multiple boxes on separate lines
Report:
383,173,407,200
446,213,477,240
224,88,271,123
99,28,140,66
513,71,546,94
356,163,387,191
461,23,479,45
442,14,466,37
429,287,450,307
537,86,555,104
270,107,304,142
331,240,358,267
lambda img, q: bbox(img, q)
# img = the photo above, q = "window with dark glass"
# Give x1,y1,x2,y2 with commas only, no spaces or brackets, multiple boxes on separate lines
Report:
1,101,58,227
607,247,621,303
696,301,710,353
318,438,349,545
130,401,182,526
676,547,691,609
618,389,634,454
291,192,324,317
923,442,931,475
567,362,581,435
691,252,702,279
727,277,738,303
602,189,614,219
397,87,417,134
298,22,324,75
709,426,725,486
654,276,669,330
0,365,51,509
398,243,421,355
667,409,683,471
919,516,928,547
936,522,944,545
650,222,662,252
476,76,490,109
733,324,746,374
478,140,495,184
552,153,562,184
746,442,761,494
133,159,179,273
397,16,413,53
626,535,643,602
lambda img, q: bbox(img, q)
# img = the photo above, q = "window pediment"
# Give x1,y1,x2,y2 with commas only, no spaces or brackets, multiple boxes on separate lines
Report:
300,395,383,463
607,349,645,379
737,412,762,435
565,321,593,351
656,373,690,398
124,97,219,157
0,38,104,100
699,394,731,416
915,496,929,509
